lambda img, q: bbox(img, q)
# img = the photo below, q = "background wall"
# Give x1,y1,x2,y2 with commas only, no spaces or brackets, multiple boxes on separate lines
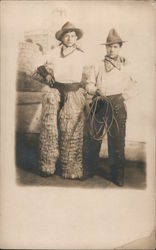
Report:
12,1,156,162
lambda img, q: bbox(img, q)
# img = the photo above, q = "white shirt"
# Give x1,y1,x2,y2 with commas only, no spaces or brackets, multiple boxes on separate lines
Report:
38,46,87,84
89,58,138,100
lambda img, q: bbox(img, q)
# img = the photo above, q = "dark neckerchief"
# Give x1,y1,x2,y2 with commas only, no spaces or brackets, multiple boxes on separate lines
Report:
104,55,123,72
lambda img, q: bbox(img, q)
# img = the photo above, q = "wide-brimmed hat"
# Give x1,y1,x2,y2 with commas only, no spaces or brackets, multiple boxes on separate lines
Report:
101,28,125,45
55,22,83,41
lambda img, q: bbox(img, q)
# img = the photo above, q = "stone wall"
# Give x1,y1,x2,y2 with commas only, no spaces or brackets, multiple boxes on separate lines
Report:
18,42,42,75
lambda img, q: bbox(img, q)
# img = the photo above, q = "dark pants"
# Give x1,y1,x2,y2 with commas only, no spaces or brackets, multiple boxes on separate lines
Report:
88,94,127,169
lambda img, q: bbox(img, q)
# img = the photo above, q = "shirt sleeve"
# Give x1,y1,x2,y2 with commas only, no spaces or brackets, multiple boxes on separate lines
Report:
82,59,102,95
122,63,140,101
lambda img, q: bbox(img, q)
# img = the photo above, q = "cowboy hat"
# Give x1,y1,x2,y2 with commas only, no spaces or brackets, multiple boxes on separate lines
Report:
55,22,83,41
100,28,126,45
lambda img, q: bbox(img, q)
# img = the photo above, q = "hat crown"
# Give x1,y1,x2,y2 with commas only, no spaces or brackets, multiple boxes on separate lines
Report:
55,21,83,41
106,28,122,44
61,21,76,31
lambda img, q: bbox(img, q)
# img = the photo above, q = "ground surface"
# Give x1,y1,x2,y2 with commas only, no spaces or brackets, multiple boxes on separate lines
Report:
16,133,146,189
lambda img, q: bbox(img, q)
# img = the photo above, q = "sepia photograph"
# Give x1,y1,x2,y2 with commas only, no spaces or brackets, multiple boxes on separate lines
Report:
1,0,155,249
15,1,148,189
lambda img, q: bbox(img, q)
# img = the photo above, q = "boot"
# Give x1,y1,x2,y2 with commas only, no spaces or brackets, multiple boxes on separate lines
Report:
110,164,124,187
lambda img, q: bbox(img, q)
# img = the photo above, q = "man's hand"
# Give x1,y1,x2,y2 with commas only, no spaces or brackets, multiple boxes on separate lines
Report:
95,89,104,97
46,74,55,87
46,74,53,83
86,83,97,95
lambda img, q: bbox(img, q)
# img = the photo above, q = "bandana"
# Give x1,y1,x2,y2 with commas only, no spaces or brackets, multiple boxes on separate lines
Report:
104,55,122,72
61,44,77,57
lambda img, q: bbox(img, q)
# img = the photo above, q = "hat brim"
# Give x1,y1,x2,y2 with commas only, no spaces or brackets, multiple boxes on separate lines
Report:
55,28,83,41
100,41,126,45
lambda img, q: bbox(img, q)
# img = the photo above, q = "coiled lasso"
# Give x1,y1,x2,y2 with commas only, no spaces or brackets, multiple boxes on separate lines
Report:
88,90,120,141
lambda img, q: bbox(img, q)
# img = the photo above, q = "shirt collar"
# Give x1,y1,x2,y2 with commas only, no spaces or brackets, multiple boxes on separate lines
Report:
104,55,121,72
61,44,77,58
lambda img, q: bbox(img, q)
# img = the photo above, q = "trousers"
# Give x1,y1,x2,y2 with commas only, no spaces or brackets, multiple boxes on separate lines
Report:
88,94,127,167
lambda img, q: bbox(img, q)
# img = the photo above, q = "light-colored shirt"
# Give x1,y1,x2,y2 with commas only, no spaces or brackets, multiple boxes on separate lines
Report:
37,45,88,84
88,58,138,100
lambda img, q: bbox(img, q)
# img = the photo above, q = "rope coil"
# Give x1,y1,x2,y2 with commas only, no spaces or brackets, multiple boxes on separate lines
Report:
88,92,120,141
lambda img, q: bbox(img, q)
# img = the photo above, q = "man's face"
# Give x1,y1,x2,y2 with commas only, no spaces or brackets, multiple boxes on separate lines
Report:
106,43,121,59
62,31,78,47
